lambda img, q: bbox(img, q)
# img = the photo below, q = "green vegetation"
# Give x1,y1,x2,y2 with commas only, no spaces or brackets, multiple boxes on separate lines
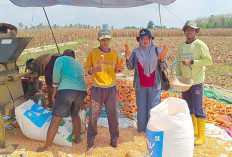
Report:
124,26,138,29
196,14,232,29
206,63,232,88
18,40,87,65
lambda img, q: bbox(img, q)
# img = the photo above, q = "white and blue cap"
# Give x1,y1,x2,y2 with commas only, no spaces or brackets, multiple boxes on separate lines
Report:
136,29,154,42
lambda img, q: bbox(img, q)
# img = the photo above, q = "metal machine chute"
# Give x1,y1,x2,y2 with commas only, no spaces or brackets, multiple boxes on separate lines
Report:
0,38,32,108
0,37,45,153
0,38,32,62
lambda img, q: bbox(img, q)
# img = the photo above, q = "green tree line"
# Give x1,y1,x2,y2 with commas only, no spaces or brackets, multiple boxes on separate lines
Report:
196,14,232,29
18,21,165,30
18,13,232,30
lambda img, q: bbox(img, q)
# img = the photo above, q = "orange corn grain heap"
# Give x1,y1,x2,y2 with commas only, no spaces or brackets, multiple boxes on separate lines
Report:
99,55,104,64
41,79,232,129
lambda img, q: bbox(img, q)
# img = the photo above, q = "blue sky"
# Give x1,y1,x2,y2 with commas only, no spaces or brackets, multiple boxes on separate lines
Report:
1,0,232,29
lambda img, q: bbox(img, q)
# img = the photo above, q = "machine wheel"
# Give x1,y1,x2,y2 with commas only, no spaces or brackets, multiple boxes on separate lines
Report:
34,94,47,108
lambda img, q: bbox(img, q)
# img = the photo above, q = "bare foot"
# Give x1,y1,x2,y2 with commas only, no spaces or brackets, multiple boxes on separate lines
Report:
73,137,82,144
86,147,93,156
138,131,146,136
110,143,117,148
36,145,50,152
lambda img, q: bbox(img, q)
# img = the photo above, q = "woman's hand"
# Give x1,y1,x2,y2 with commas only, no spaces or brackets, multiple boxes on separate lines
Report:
157,45,167,62
125,44,131,61
125,51,131,61
158,53,166,62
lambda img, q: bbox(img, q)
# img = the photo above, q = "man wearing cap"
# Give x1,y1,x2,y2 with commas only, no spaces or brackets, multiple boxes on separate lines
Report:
176,20,212,145
37,49,87,152
0,23,17,37
85,29,124,154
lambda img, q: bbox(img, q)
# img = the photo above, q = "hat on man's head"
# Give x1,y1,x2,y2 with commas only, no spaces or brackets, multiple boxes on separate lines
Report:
182,20,200,33
98,29,112,40
136,29,154,42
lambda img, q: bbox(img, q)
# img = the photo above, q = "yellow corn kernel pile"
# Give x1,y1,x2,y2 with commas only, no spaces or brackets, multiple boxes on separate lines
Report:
5,127,232,157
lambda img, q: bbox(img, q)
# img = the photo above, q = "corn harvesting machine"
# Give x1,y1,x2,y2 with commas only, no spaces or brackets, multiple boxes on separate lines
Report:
0,37,46,153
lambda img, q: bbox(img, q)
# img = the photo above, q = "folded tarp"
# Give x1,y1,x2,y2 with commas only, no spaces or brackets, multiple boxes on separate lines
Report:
204,84,232,105
10,0,176,8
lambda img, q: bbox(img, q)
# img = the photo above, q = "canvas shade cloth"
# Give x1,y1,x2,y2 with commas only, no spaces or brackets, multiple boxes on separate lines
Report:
10,0,176,8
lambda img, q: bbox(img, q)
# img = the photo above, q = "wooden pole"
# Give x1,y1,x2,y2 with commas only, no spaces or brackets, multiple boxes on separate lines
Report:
43,7,60,54
158,4,165,45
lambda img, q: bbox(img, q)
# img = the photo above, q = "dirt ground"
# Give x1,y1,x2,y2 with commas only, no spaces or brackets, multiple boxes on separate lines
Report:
4,126,232,157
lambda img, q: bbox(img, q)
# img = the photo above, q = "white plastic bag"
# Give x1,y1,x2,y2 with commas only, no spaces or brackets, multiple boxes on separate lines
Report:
79,109,86,134
64,109,86,134
15,100,72,147
146,97,194,157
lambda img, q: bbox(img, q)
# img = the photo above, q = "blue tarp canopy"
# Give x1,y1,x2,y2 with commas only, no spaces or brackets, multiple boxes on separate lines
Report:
10,0,176,8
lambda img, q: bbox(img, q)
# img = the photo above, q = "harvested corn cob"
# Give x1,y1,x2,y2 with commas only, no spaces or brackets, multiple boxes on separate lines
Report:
119,58,124,66
125,44,131,58
157,45,167,60
99,55,104,64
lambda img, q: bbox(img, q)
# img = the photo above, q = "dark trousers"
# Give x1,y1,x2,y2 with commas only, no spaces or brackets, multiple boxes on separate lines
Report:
182,83,206,119
87,86,119,148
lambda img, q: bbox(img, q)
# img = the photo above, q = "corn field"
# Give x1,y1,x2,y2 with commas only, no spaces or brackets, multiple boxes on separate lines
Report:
18,28,232,47
18,28,232,89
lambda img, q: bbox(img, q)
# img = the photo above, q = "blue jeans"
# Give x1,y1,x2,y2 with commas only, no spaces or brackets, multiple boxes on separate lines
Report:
182,83,206,119
136,86,161,132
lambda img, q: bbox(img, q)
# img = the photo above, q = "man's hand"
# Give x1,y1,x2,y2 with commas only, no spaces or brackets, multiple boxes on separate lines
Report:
118,64,125,72
89,64,103,74
52,87,58,104
182,59,193,66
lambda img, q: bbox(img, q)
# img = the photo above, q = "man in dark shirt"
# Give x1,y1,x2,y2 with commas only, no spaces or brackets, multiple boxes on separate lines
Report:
30,53,61,108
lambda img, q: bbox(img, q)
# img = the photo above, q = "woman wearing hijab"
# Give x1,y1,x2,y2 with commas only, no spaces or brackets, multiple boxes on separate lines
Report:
125,29,167,132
